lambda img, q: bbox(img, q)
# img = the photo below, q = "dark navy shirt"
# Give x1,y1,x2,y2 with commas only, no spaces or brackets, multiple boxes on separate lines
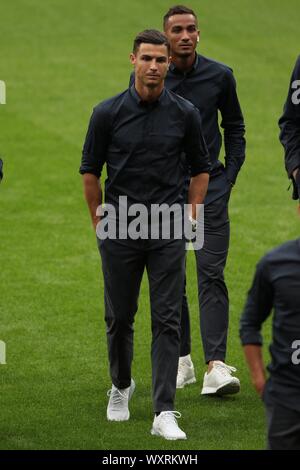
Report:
80,86,210,208
166,54,245,180
130,53,245,204
240,239,300,411
279,56,300,199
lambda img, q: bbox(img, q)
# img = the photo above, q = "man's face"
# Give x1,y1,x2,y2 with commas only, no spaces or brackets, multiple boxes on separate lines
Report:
130,43,170,89
164,14,199,58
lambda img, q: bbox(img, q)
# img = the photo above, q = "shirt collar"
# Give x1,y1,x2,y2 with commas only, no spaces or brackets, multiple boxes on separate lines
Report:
169,52,199,74
130,85,166,106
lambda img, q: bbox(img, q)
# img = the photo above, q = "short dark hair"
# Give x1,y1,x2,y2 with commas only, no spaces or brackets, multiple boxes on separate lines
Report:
133,29,170,54
163,5,197,29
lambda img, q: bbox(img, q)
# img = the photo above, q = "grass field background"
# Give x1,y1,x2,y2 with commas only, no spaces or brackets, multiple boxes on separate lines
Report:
0,0,299,450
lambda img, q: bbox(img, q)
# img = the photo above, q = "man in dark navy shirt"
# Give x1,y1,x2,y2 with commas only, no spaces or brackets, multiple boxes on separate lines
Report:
80,30,210,440
240,235,300,450
240,60,300,450
279,56,300,205
162,5,246,394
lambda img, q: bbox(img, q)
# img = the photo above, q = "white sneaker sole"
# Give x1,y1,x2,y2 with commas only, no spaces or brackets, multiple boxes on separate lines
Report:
201,380,240,396
151,428,187,440
107,413,130,421
176,377,196,389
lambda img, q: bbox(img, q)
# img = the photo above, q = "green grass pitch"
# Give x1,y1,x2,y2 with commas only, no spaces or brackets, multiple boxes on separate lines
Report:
0,0,299,450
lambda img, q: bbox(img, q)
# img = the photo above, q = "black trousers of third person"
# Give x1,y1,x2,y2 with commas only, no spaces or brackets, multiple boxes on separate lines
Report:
180,191,230,363
266,403,300,450
98,235,186,413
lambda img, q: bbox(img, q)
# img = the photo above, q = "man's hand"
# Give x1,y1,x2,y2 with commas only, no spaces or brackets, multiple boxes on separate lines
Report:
243,344,266,398
252,377,266,397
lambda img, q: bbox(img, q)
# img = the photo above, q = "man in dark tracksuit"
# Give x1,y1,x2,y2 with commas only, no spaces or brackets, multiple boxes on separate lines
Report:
80,30,210,440
240,238,300,450
279,56,300,203
163,5,246,394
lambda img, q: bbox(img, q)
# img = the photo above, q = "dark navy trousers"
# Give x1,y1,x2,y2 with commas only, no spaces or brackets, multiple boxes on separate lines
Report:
266,404,300,450
98,236,186,413
180,190,231,363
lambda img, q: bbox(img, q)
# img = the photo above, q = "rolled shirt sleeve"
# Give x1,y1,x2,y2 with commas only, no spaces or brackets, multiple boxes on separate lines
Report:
239,256,274,346
184,106,211,176
79,105,110,178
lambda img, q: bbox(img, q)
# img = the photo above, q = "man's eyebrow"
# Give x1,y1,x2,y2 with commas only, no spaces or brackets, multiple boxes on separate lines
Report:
171,23,196,28
140,55,167,60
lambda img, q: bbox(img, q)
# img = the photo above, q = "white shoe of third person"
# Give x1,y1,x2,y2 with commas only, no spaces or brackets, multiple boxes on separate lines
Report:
176,354,196,388
151,411,187,440
201,361,240,396
107,378,135,421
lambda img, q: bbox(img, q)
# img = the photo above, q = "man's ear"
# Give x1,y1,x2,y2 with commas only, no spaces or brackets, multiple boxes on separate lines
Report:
130,53,136,66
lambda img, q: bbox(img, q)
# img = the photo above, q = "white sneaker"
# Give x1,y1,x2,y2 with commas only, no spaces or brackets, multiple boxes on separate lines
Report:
107,379,135,421
151,411,187,440
201,361,240,396
176,355,196,389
